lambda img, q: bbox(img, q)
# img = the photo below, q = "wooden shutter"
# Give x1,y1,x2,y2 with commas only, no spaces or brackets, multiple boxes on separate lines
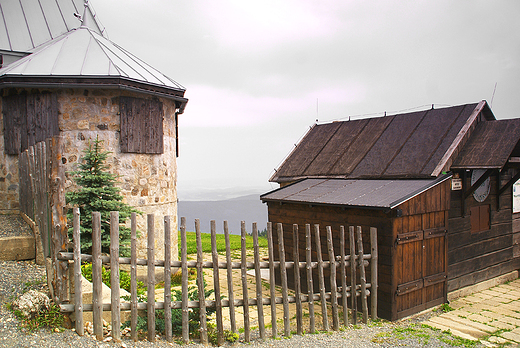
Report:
470,205,490,233
2,93,58,155
3,94,25,154
120,96,164,154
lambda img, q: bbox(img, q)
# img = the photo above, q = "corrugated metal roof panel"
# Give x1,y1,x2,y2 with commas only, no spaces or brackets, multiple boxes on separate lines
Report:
262,177,449,209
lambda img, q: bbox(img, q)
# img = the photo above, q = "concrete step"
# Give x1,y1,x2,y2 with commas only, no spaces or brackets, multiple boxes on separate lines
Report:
423,319,480,342
0,235,35,261
426,316,488,339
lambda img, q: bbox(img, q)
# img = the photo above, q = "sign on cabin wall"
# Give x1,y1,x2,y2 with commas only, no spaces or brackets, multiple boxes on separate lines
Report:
513,179,520,213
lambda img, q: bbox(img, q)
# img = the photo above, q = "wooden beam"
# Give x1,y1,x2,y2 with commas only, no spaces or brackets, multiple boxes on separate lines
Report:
432,101,486,177
463,169,494,200
498,169,520,196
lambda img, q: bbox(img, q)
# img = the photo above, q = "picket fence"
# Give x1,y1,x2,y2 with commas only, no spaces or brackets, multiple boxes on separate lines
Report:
58,208,378,345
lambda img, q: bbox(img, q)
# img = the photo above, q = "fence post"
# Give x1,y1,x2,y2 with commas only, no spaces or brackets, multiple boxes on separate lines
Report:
240,221,250,343
147,214,156,343
92,212,103,341
180,217,188,344
252,222,266,339
266,222,277,338
164,216,172,342
340,226,348,326
293,224,303,335
349,226,357,325
356,226,368,324
277,223,290,337
130,213,138,341
327,226,339,331
72,208,83,335
195,219,208,344
212,220,224,345
315,224,329,331
110,211,121,342
370,227,378,320
223,221,236,335
306,224,315,333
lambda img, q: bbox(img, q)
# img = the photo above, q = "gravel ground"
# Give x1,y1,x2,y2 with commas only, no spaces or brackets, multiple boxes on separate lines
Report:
0,215,32,238
0,260,489,348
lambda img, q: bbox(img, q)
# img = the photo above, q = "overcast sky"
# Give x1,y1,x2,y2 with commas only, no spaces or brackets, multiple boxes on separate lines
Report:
92,1,520,200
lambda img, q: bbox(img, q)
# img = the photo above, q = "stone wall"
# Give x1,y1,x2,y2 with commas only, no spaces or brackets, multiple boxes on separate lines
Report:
0,87,180,260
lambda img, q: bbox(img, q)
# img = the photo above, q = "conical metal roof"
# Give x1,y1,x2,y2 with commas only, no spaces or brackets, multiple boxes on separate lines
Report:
0,26,185,92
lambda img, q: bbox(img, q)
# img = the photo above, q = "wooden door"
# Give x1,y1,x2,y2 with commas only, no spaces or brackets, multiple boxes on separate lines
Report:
393,212,448,320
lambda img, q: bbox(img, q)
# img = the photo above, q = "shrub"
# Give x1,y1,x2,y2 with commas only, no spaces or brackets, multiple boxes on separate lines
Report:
66,136,141,257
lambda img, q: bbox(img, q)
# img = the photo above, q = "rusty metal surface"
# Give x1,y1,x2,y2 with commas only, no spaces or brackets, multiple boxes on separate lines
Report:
452,118,520,169
262,177,449,209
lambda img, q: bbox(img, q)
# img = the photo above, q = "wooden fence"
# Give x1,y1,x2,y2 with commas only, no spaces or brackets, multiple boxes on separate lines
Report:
18,138,68,301
59,209,378,344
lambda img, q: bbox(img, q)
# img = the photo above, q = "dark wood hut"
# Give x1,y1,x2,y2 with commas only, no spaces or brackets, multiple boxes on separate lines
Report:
261,101,520,321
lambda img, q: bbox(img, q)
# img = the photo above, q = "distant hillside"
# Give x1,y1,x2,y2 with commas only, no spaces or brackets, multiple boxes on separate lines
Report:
178,194,268,234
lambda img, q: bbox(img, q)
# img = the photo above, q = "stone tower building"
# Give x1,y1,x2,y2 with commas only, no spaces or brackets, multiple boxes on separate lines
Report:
0,0,188,260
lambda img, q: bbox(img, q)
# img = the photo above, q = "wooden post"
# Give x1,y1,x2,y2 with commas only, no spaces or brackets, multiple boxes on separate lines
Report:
130,213,138,342
340,226,348,326
266,222,277,338
195,219,208,344
277,223,290,337
92,212,103,341
356,226,368,324
327,226,339,331
293,224,302,335
110,211,121,342
212,220,224,345
223,221,236,334
349,226,357,325
164,216,172,342
72,208,83,336
252,222,266,339
181,217,189,344
305,224,315,333
370,227,378,321
240,221,250,342
147,214,155,343
315,224,329,331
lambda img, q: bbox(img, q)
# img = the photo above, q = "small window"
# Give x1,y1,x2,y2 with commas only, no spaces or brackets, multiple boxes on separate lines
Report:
470,205,490,233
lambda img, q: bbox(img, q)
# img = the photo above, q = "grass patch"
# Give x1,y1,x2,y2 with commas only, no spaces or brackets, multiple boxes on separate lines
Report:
180,231,267,256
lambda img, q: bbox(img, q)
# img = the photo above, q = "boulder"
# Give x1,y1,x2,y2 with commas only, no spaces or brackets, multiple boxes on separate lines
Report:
12,290,50,318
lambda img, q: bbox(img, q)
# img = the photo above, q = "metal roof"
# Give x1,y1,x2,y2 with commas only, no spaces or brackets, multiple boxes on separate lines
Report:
452,118,520,169
271,102,495,183
0,0,105,53
261,176,451,210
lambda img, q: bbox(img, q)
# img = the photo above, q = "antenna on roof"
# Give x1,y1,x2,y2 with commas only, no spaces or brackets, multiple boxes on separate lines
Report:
491,82,498,108
316,98,319,123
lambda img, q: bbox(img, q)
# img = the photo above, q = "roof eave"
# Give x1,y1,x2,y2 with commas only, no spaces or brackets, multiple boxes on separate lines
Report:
0,75,188,113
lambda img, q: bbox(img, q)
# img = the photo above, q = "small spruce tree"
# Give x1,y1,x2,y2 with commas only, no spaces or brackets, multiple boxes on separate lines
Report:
66,136,139,256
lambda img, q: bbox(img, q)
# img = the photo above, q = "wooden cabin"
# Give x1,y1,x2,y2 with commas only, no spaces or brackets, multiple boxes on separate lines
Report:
0,0,188,260
261,101,520,320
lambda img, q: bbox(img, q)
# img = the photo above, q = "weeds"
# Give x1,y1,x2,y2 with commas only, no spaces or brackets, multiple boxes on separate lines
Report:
12,302,64,333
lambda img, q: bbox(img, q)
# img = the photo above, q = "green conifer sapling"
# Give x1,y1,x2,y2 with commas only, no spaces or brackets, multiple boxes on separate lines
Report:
66,137,139,256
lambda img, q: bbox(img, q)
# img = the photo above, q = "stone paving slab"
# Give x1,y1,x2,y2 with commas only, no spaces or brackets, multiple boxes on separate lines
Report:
423,278,520,347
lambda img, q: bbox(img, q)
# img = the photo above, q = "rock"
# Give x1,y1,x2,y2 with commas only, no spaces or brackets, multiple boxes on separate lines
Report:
11,290,50,318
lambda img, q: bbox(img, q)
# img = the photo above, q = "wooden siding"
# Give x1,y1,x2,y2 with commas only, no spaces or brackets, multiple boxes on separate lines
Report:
2,92,59,155
447,170,520,292
267,179,451,321
391,179,450,320
120,96,164,154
